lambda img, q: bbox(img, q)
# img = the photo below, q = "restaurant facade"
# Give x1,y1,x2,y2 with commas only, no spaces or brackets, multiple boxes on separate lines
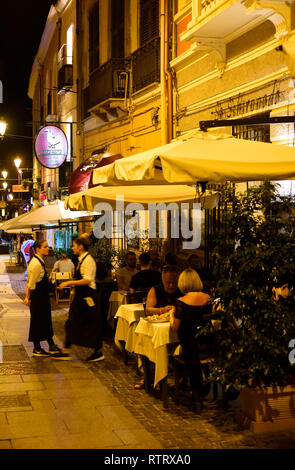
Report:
27,0,295,259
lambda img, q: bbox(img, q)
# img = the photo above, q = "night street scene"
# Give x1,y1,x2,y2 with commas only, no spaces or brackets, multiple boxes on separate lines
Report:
1,0,295,459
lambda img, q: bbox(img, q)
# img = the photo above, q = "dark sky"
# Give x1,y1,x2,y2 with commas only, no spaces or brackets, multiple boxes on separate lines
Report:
0,1,53,177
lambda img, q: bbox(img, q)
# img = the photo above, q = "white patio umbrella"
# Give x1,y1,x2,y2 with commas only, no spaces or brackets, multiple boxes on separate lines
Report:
0,212,34,231
91,131,295,186
64,184,219,211
4,200,99,230
6,228,33,234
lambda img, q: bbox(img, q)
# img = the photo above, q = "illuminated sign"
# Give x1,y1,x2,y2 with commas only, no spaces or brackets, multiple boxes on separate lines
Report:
12,185,29,192
34,125,68,169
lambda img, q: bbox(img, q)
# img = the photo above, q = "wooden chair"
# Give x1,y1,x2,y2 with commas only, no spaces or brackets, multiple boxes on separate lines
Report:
52,272,72,304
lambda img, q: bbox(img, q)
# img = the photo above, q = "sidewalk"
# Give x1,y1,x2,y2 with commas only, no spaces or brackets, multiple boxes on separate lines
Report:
0,256,160,449
1,255,295,450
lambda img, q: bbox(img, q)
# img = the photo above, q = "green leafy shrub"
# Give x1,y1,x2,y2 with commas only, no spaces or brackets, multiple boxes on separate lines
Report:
205,181,295,389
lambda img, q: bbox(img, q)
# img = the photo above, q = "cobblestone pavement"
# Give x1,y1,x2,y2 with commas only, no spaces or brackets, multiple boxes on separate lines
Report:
8,268,295,450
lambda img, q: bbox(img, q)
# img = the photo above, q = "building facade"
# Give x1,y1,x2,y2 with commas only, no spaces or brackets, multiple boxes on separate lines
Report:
172,0,295,263
28,0,78,249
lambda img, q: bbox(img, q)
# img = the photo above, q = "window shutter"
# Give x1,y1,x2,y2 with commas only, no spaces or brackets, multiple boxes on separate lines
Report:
140,0,159,47
89,2,100,73
111,0,125,58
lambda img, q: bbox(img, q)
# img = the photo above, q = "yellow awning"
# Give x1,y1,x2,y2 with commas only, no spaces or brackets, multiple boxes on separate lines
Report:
91,132,295,186
64,184,219,211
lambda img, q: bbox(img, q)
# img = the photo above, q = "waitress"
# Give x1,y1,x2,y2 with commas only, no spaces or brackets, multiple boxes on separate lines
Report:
59,236,104,362
24,240,66,358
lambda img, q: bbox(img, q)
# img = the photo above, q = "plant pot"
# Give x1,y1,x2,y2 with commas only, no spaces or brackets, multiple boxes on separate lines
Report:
235,385,295,433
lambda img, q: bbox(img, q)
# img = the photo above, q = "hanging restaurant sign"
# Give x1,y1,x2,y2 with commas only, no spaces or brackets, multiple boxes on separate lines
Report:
34,125,68,169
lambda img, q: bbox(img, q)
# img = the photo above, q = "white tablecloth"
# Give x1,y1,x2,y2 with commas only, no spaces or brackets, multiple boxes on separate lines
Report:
114,303,145,352
107,291,128,326
134,318,179,387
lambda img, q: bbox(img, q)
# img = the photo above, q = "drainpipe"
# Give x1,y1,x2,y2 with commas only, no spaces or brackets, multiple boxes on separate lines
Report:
165,0,173,142
160,0,168,145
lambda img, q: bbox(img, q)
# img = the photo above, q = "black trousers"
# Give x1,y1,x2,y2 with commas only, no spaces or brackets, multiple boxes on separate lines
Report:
180,338,203,392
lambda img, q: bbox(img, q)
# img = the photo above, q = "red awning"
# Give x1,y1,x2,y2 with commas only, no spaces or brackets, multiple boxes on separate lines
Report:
68,154,122,194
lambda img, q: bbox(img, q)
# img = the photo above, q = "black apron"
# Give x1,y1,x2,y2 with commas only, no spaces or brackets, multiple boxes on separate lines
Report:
65,253,102,348
29,255,54,342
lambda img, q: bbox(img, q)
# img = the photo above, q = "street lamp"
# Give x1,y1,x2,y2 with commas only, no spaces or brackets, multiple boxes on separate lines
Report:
2,182,7,190
0,118,7,140
1,170,7,179
14,158,22,184
14,157,21,169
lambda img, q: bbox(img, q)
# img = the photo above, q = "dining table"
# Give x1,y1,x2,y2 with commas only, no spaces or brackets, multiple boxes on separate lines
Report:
133,317,179,408
114,303,146,363
107,290,128,328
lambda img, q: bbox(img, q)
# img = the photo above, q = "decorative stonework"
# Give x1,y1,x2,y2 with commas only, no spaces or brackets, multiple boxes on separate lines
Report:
242,0,292,39
192,37,226,77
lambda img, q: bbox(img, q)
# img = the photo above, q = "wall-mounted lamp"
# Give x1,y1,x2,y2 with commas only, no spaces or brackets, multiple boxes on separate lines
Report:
0,118,7,140
151,108,160,129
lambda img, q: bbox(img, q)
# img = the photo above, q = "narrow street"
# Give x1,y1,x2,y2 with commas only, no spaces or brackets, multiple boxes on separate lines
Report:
0,255,294,450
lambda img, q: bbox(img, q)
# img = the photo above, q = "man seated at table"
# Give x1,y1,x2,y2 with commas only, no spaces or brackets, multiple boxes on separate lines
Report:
134,264,181,389
129,252,162,297
51,252,74,299
115,251,139,291
52,252,75,276
145,264,181,317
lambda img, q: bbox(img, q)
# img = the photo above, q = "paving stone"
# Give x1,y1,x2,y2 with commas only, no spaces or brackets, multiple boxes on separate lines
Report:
6,269,295,450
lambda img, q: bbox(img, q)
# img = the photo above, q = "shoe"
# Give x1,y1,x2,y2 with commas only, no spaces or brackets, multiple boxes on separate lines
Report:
134,379,145,389
32,348,51,357
50,352,71,360
48,344,62,354
86,352,105,362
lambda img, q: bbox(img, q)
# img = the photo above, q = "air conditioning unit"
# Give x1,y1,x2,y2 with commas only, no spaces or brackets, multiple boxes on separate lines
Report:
58,64,73,94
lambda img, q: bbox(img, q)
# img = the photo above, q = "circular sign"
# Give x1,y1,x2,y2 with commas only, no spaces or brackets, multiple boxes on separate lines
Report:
34,125,68,169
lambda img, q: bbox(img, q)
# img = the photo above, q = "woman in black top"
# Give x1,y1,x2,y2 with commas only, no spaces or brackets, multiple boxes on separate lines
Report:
170,268,212,411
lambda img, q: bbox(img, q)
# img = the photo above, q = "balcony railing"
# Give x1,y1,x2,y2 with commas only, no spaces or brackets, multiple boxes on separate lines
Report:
89,58,129,110
131,37,160,94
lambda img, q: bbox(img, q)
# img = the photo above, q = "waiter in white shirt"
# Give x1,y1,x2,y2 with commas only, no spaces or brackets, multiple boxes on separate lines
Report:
59,236,104,362
24,240,68,358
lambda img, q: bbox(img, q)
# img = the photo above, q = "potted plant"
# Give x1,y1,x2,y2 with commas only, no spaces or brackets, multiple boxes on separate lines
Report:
204,181,295,432
88,234,127,278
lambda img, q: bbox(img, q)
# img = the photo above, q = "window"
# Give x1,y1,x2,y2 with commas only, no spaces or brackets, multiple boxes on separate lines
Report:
140,0,159,46
66,115,72,162
89,2,100,73
67,24,73,65
111,0,125,58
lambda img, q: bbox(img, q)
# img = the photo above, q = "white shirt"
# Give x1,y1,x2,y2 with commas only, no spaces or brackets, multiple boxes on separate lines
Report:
27,255,46,291
77,252,96,290
116,266,139,289
52,259,75,273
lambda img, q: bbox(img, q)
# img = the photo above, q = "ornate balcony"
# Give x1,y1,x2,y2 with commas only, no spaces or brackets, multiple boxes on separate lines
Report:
179,0,293,76
88,58,130,112
131,37,160,93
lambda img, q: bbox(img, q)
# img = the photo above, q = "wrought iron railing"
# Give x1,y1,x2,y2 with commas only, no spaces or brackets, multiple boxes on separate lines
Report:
88,58,129,109
131,37,160,93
